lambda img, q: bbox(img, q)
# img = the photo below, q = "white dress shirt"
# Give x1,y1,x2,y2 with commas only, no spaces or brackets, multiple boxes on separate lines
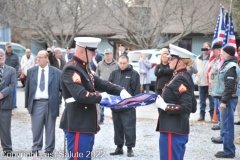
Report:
65,54,69,63
57,59,61,68
34,65,49,99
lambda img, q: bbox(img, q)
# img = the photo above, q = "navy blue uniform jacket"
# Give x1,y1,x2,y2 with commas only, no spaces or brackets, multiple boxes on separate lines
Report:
59,56,122,134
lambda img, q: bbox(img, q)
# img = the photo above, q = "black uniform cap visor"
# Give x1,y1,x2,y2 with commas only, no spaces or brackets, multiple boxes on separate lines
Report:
167,54,180,59
77,44,97,52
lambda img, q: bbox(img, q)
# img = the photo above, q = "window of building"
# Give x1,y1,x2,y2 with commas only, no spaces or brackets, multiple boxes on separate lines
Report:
178,38,192,52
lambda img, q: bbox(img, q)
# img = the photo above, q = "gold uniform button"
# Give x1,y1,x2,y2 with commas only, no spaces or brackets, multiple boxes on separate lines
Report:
85,106,87,109
83,63,85,65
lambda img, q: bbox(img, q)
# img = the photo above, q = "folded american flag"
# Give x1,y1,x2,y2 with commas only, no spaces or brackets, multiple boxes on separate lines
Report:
99,93,158,109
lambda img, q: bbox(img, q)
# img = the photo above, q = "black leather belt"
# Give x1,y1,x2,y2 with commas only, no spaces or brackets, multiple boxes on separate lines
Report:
34,99,49,102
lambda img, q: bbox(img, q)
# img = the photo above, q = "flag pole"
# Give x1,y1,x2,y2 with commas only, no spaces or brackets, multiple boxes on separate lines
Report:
229,0,232,15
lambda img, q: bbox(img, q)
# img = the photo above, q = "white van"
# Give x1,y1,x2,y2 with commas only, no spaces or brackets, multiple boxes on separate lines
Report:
128,49,161,91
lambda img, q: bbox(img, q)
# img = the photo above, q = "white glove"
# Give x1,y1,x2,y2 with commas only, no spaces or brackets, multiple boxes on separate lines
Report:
120,89,132,99
155,95,167,111
100,92,112,103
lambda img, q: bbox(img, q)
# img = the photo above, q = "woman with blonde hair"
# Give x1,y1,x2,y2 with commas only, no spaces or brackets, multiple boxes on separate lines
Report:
154,48,173,96
156,44,196,160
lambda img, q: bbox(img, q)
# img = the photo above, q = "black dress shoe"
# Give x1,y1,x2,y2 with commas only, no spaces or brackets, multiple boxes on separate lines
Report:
211,137,223,144
234,121,240,125
27,150,39,157
45,151,54,157
127,149,134,157
211,125,220,130
215,151,235,158
110,148,123,155
4,152,17,157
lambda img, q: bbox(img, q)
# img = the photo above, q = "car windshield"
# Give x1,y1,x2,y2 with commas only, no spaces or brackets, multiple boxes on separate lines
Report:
128,52,152,63
12,45,26,57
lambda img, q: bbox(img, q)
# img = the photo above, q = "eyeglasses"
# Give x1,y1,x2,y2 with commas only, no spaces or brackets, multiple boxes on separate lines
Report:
105,53,110,55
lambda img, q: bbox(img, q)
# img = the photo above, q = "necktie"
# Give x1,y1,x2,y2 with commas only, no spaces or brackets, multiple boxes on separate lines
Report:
0,67,2,83
39,69,45,91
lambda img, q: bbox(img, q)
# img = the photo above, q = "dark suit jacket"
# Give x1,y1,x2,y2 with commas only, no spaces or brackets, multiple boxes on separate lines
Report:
25,65,62,117
62,52,74,61
0,65,16,109
68,53,74,59
49,52,66,70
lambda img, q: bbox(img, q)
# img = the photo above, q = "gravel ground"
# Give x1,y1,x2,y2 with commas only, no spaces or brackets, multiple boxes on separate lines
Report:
2,111,240,160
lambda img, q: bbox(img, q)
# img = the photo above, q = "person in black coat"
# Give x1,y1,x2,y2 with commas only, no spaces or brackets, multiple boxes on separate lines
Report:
48,48,66,70
156,44,196,160
154,48,173,95
108,54,140,157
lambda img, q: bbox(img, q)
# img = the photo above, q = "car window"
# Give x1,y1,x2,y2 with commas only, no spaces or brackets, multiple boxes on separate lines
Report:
12,46,26,57
128,52,152,63
0,45,5,50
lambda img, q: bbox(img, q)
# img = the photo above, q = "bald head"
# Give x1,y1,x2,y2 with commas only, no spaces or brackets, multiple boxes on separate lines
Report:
37,50,49,68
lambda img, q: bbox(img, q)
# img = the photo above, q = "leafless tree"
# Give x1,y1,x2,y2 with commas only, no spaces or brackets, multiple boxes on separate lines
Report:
103,0,229,49
232,0,240,34
3,0,101,47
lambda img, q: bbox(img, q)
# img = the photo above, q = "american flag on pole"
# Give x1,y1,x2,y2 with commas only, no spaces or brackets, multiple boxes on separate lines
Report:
222,13,237,55
99,93,157,109
207,6,225,83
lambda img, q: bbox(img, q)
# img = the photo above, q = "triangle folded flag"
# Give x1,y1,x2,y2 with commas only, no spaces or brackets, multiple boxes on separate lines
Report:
99,93,158,109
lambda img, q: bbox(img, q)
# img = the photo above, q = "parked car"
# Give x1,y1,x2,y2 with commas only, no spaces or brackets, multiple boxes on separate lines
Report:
128,49,161,91
128,49,199,92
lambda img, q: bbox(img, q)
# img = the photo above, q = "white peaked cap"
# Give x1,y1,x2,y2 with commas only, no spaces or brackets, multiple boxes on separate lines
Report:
74,37,101,48
169,44,194,58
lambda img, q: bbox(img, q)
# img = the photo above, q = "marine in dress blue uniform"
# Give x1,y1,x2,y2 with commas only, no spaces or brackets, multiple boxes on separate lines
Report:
155,44,197,160
59,37,131,160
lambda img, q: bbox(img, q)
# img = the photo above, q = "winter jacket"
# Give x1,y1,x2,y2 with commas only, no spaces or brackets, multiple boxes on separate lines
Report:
109,64,140,112
138,58,151,84
154,63,173,90
96,59,118,81
20,54,35,76
195,54,210,86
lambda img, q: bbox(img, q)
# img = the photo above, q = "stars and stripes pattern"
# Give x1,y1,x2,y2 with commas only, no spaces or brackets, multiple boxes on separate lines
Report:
207,6,225,82
223,13,237,55
99,93,158,109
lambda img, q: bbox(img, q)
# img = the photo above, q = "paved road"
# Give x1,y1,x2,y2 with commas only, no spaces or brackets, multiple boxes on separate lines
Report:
6,83,240,160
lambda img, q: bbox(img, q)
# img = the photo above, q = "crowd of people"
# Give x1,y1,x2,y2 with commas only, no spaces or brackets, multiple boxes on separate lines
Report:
1,39,240,159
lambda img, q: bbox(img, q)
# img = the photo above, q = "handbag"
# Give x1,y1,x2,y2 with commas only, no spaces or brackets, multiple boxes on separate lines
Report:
19,72,26,81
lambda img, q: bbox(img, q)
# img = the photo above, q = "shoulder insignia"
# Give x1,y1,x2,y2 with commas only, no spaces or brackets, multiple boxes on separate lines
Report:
72,72,81,83
178,83,187,93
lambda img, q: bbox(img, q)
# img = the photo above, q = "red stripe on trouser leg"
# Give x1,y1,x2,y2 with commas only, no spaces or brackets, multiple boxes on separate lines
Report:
74,132,80,160
168,133,172,160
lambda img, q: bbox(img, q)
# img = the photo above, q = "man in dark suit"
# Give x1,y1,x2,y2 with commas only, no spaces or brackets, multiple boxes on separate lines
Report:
62,47,74,63
5,43,19,108
49,48,66,70
0,48,17,157
118,44,128,57
25,50,62,157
